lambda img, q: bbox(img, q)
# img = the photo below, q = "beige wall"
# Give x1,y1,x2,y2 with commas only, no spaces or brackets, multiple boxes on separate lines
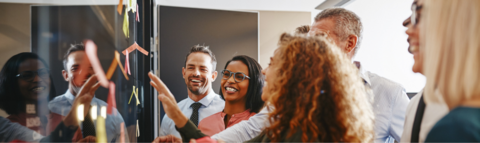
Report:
0,3,31,117
259,11,311,69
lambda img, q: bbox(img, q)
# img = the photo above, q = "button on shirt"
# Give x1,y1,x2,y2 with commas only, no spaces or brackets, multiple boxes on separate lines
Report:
358,66,410,143
159,91,225,138
48,90,126,143
198,109,256,136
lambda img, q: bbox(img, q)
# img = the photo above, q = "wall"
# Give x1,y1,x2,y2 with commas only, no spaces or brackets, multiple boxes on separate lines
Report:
0,3,31,117
258,11,311,68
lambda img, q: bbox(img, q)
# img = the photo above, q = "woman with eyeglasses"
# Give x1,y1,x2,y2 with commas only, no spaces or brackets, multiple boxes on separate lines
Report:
149,33,374,142
0,52,98,142
195,55,264,136
151,55,264,142
419,0,480,142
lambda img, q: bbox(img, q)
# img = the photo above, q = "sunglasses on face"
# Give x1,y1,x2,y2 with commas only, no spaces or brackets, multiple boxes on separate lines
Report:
16,69,50,82
221,69,250,83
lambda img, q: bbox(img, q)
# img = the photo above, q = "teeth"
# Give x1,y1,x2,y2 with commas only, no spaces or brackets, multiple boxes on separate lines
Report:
226,87,237,92
192,80,201,83
33,87,45,91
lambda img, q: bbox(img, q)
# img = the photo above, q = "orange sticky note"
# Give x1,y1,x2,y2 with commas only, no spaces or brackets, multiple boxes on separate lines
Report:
107,81,117,115
122,42,149,56
105,58,118,80
117,0,124,15
125,49,131,75
120,122,125,143
122,44,136,55
115,51,129,80
85,40,109,88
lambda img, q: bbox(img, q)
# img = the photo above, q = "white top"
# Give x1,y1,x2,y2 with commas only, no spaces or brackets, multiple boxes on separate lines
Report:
159,91,225,138
400,89,448,143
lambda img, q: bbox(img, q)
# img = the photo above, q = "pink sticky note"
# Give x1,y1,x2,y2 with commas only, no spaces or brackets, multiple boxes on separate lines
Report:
85,40,109,88
136,4,140,22
194,137,217,143
107,82,117,115
125,49,131,75
120,122,125,143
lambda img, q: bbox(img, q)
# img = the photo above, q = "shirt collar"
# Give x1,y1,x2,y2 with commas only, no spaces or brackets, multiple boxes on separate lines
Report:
64,89,96,105
188,90,218,107
354,61,371,86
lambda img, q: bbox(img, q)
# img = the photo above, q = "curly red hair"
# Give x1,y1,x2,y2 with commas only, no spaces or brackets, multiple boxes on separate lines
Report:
264,33,374,142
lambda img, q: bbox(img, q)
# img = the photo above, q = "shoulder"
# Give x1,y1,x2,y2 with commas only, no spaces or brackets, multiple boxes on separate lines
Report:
48,94,68,110
366,71,405,92
91,97,108,106
427,107,480,141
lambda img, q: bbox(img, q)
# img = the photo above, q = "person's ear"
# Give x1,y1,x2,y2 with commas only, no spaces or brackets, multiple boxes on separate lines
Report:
345,35,358,53
62,70,69,81
182,67,185,79
211,71,218,82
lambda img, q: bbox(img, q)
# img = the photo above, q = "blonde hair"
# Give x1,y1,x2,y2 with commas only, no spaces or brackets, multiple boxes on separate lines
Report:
422,0,480,109
265,33,374,142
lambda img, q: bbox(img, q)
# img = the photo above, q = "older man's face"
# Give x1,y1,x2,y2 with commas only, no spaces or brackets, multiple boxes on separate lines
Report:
309,18,348,51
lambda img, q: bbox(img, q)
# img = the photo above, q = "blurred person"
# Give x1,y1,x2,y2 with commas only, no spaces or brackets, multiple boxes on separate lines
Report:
419,0,480,141
309,8,410,143
48,44,127,142
399,0,448,142
0,52,99,142
159,45,225,138
149,33,374,142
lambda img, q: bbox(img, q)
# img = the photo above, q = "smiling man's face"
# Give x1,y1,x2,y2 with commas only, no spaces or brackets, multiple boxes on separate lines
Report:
182,52,216,96
62,51,94,95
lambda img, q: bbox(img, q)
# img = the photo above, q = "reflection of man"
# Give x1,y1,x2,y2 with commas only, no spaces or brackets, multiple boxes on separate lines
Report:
48,44,128,142
309,8,410,143
159,45,225,138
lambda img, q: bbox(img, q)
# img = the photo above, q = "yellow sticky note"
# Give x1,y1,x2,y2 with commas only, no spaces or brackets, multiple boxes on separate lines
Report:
127,0,136,12
123,12,129,38
96,116,107,143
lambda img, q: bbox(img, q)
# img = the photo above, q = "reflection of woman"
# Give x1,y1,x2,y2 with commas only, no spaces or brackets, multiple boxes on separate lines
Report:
420,0,480,142
0,52,98,142
149,33,374,142
0,52,57,135
198,55,264,136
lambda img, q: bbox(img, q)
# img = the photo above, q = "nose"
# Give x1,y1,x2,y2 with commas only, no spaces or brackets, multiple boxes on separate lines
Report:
32,74,42,83
226,74,236,83
194,69,200,76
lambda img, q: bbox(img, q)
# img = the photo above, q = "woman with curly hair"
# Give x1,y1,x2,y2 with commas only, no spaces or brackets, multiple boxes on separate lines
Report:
149,33,374,142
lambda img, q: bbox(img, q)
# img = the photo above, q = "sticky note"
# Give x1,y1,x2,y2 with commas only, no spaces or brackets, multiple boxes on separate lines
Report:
107,82,117,115
26,104,35,114
105,58,118,80
114,51,129,80
120,122,125,143
122,42,148,56
123,12,129,38
129,86,141,105
96,116,107,143
85,40,109,88
117,0,123,15
136,4,140,22
125,49,131,75
136,120,140,137
127,0,136,12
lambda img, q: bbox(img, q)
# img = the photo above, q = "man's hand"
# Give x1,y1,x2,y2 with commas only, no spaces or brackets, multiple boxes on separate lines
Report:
152,135,182,143
64,75,100,127
148,72,188,128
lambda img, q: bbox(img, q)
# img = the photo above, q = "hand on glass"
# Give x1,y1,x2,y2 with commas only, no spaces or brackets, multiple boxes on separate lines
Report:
152,135,182,143
64,75,100,127
148,72,188,128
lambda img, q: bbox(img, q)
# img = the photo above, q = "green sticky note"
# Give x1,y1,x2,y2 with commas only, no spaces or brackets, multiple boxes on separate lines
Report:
123,12,129,38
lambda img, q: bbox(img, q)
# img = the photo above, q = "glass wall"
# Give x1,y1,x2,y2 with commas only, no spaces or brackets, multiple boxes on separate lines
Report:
0,0,155,142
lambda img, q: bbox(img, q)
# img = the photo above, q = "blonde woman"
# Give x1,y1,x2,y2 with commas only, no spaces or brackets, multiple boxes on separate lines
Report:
149,33,374,142
421,0,480,141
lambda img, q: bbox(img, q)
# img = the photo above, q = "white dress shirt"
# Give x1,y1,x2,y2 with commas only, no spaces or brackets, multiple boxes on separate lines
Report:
359,65,410,143
400,89,448,143
159,91,225,138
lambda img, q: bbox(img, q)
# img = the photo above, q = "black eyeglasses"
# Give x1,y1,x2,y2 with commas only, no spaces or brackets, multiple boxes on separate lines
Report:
221,69,250,83
411,3,423,26
16,69,50,82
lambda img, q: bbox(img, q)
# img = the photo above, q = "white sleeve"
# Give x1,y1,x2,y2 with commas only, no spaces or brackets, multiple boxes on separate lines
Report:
211,107,270,142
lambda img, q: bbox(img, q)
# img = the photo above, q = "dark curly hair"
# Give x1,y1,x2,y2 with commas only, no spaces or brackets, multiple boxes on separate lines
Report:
219,55,265,113
0,52,57,115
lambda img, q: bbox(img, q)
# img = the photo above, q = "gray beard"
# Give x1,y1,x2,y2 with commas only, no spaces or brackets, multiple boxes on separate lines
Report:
187,84,208,95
